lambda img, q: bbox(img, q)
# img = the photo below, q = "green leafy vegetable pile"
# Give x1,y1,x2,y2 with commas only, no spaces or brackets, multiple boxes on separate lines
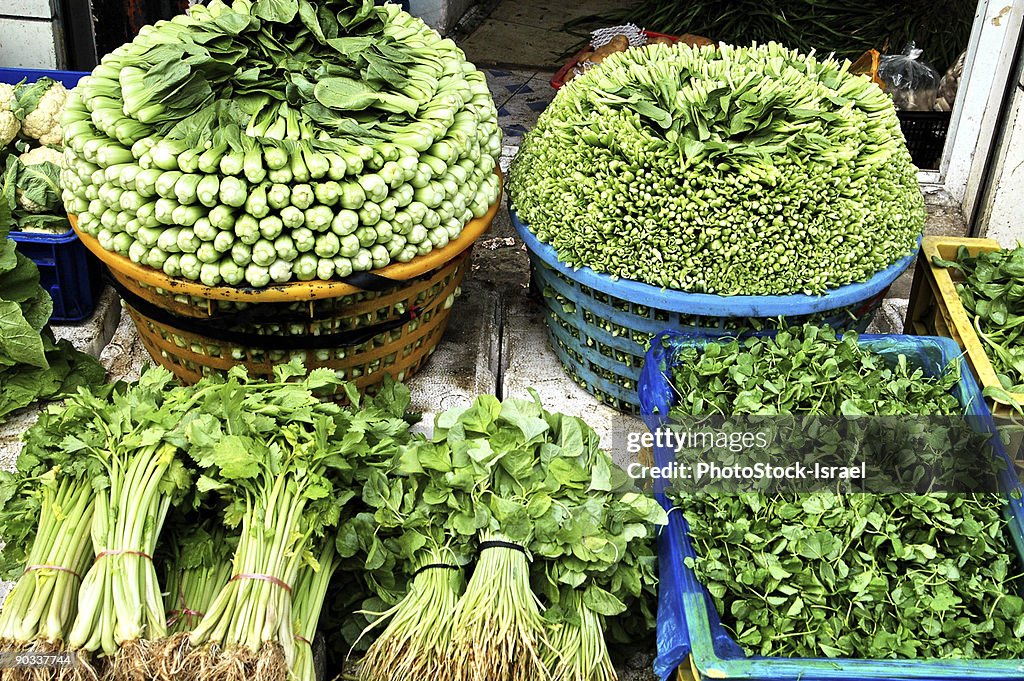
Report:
354,393,667,681
0,201,104,421
0,77,75,234
63,0,501,287
0,363,665,681
934,245,1024,401
509,42,924,295
667,325,1024,659
0,361,417,681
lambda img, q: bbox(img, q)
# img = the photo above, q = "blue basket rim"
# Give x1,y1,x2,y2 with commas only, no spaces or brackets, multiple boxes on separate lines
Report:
509,205,920,317
0,67,89,88
10,228,77,243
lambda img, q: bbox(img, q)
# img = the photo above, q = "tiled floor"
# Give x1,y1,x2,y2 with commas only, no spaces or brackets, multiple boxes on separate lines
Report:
483,68,556,145
461,0,641,68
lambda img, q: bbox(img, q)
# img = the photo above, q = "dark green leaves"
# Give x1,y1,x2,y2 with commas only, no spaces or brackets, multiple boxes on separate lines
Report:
670,325,1024,660
0,198,103,421
935,245,1024,396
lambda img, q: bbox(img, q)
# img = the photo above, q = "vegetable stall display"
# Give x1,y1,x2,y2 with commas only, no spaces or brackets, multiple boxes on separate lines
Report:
353,394,667,681
0,364,664,681
0,362,417,681
662,326,1024,660
509,42,924,296
62,0,501,287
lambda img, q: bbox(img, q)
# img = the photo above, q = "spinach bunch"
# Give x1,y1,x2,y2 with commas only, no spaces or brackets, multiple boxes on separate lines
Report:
669,325,1024,659
0,201,103,420
354,393,666,681
935,246,1024,401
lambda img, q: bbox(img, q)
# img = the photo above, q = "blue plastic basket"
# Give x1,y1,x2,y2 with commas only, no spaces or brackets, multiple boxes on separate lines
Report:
510,208,919,413
1,67,98,323
640,332,1024,681
10,229,102,322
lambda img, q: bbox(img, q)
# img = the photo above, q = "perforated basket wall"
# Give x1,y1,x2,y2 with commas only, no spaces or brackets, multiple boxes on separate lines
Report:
114,249,471,392
512,209,916,414
531,255,888,413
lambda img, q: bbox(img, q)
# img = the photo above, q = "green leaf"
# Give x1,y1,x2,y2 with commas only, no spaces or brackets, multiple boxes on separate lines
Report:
583,584,627,616
0,300,47,368
253,0,298,23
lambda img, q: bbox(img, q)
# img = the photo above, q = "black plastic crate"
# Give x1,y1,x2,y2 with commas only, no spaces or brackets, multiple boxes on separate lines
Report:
897,110,952,170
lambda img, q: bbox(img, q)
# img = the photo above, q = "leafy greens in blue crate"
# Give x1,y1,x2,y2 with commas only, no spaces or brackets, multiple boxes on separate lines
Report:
0,200,104,420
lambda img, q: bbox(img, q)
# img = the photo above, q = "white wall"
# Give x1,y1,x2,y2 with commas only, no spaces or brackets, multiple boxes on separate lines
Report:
0,0,64,69
977,48,1024,246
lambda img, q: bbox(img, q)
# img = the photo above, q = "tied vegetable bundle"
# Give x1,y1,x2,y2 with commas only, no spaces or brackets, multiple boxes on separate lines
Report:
354,394,667,681
0,361,416,681
509,43,924,296
62,0,501,287
666,325,1024,660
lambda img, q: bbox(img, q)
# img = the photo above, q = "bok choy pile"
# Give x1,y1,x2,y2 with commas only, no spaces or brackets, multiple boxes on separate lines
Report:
509,42,925,296
62,0,501,287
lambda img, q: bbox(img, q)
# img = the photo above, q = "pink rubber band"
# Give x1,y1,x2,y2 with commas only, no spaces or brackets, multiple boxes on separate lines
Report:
95,549,153,562
294,635,312,646
229,573,292,593
24,564,82,579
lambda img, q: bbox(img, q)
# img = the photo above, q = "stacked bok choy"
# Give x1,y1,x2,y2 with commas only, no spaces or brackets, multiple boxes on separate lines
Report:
62,0,501,287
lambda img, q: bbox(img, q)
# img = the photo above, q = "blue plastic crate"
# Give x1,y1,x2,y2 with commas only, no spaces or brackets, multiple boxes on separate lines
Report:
11,229,102,322
639,332,1024,681
510,207,918,413
1,67,98,323
0,67,89,88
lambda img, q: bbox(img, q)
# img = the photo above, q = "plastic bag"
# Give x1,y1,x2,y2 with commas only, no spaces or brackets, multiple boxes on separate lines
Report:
935,49,967,112
879,42,940,111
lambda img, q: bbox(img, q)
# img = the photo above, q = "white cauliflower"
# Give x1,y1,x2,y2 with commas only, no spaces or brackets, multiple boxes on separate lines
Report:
21,145,63,167
0,83,19,146
17,146,64,213
17,79,67,147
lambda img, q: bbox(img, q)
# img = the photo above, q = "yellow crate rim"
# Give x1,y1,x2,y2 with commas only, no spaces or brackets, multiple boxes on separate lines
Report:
920,235,1024,410
71,170,502,303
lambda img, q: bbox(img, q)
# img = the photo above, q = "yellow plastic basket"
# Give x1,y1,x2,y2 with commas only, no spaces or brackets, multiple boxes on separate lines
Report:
71,173,502,392
905,236,1024,416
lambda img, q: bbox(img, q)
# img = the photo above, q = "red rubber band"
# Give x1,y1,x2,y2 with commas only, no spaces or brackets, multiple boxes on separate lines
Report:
24,564,82,579
229,573,292,593
95,549,153,562
166,584,206,628
294,635,312,646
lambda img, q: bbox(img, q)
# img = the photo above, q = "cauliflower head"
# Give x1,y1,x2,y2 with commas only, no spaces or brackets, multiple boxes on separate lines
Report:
17,147,64,213
21,146,63,167
16,79,67,147
0,83,19,146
